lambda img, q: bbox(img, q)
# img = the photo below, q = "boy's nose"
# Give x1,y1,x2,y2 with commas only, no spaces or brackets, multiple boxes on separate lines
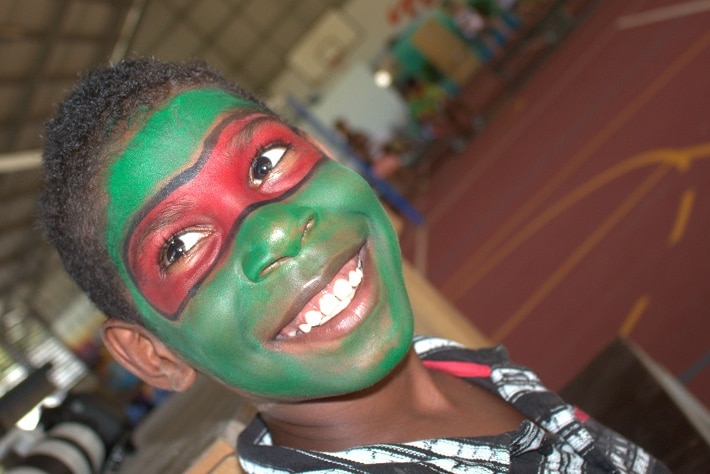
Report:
238,203,314,282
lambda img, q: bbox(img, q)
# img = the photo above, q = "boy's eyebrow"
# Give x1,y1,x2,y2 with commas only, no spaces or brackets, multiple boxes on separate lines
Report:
132,200,196,249
229,112,279,150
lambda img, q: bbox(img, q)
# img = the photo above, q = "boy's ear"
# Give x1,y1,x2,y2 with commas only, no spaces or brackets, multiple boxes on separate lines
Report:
101,320,197,392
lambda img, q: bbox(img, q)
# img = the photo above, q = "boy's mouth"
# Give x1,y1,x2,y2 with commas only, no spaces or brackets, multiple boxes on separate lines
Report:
276,253,363,339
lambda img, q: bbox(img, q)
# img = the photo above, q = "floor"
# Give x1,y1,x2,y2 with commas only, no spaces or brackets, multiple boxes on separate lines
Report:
400,0,710,409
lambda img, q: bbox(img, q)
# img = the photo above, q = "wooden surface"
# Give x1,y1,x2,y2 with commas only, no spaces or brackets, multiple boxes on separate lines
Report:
389,205,491,348
404,259,491,349
118,375,253,473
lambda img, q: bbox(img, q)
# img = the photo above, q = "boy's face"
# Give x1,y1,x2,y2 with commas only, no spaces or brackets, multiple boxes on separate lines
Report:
104,88,413,400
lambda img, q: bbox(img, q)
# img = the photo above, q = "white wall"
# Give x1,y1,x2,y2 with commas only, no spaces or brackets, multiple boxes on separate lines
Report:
269,0,437,144
309,62,408,146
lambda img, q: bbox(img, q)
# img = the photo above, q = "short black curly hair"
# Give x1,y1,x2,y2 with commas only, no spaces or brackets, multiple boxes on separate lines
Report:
40,57,274,324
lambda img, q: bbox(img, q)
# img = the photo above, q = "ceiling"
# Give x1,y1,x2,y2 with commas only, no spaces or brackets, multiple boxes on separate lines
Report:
0,0,348,331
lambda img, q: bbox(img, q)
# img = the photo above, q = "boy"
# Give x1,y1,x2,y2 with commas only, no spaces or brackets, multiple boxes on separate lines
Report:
40,58,667,472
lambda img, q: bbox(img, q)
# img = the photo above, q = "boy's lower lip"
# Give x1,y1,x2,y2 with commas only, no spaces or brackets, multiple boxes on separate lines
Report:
268,246,376,349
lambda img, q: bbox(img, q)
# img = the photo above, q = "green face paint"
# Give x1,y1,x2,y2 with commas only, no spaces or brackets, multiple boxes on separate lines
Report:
105,88,413,400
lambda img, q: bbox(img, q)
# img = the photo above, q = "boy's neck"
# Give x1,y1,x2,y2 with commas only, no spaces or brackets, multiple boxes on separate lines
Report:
255,348,525,452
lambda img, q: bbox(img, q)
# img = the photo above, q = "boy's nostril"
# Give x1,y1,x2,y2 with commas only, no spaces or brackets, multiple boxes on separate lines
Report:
259,256,289,279
301,216,315,242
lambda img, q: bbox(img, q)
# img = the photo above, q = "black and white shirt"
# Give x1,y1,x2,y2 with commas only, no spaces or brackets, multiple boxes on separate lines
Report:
237,336,669,473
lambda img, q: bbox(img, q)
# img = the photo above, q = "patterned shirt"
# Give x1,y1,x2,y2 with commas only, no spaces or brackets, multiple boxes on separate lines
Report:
237,336,669,473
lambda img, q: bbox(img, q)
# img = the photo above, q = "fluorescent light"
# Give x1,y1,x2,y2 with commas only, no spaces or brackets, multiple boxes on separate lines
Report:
374,69,392,88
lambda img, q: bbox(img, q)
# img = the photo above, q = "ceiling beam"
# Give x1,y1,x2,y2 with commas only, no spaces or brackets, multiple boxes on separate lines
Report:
0,73,79,86
87,0,138,65
3,0,71,152
110,0,151,61
0,24,108,43
0,151,41,173
129,0,199,55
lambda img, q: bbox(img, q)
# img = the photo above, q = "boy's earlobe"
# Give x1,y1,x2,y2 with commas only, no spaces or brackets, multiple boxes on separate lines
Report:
101,320,197,392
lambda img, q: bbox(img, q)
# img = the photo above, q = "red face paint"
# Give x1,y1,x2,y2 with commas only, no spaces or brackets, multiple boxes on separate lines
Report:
125,113,323,317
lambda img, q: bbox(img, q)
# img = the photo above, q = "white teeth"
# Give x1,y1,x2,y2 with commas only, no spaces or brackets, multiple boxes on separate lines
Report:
305,310,323,326
319,293,340,316
333,278,355,299
293,256,364,336
348,268,363,286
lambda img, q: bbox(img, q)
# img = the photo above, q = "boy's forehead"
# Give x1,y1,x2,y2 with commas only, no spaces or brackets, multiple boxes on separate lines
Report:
109,90,261,207
114,88,259,178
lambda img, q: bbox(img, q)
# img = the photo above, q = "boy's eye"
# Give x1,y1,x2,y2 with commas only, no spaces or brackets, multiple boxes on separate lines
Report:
160,230,209,268
251,146,287,184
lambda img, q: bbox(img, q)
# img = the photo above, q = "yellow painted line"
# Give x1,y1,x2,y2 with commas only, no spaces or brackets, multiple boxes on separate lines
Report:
443,143,710,302
616,0,710,30
429,15,622,224
492,167,669,343
669,188,696,246
619,295,651,337
441,28,710,301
